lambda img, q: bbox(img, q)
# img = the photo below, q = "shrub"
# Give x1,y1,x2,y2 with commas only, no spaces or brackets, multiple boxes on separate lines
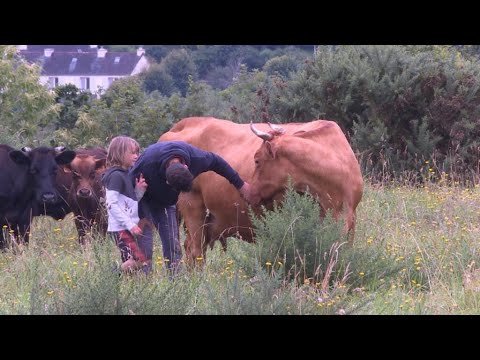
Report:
250,184,348,284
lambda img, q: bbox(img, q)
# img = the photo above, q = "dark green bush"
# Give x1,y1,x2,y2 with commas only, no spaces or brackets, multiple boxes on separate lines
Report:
271,45,480,183
250,184,348,284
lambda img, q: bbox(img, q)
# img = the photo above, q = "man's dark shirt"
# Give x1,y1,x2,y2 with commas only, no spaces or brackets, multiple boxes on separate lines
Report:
129,141,244,209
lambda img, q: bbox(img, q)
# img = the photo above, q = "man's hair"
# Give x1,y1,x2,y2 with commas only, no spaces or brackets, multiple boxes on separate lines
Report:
166,162,194,192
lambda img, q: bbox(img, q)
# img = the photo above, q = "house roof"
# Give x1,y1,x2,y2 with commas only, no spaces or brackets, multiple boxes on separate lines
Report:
19,46,145,76
22,45,96,53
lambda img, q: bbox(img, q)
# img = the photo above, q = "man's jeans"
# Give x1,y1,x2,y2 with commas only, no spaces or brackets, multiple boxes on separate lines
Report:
140,201,182,274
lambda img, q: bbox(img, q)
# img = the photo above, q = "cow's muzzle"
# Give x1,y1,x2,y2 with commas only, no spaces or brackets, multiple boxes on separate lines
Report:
41,192,56,203
77,188,92,198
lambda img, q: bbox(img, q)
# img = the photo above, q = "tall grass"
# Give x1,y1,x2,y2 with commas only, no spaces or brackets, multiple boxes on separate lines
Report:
1,178,480,314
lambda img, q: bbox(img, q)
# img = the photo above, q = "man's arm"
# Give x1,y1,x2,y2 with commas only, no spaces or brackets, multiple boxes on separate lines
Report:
197,151,244,189
191,150,253,203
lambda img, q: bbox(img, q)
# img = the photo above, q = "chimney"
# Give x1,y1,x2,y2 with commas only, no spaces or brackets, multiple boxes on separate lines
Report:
44,48,54,57
137,46,145,56
97,47,107,58
17,45,27,50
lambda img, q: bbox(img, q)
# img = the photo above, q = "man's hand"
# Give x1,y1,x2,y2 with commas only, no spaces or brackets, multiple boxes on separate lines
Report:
239,182,253,204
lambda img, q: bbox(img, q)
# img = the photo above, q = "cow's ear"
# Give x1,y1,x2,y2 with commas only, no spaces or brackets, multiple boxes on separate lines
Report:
55,150,76,165
95,158,106,172
62,164,72,173
9,150,31,165
293,130,307,136
265,141,277,159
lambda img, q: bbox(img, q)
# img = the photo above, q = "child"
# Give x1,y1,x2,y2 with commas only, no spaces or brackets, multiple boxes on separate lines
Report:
102,136,149,273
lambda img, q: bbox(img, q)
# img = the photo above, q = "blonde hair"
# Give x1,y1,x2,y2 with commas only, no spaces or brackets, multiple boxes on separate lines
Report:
106,136,140,168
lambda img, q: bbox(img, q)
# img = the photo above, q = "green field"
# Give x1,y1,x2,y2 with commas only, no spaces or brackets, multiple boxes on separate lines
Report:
1,182,479,315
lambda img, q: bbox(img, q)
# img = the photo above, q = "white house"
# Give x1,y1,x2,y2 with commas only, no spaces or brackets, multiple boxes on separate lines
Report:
17,45,150,95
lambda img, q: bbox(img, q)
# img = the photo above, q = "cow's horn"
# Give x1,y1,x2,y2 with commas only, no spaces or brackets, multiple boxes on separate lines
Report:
250,122,273,141
21,147,32,152
55,146,66,153
267,122,286,134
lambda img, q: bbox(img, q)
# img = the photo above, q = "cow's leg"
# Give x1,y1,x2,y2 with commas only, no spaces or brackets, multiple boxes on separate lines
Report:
208,221,231,253
0,197,10,214
219,237,228,252
74,214,88,244
15,208,33,245
208,208,255,250
95,207,108,239
319,202,354,245
333,201,356,245
0,225,6,250
178,194,209,268
343,208,356,244
14,224,29,244
6,222,30,250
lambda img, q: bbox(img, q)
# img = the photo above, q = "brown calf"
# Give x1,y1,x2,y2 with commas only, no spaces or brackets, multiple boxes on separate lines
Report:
61,148,107,244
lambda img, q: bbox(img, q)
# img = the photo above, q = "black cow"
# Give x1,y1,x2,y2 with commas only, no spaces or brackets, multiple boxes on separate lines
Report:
0,145,76,249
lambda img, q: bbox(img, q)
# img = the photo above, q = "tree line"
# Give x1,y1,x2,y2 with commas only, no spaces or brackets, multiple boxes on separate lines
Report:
3,44,480,183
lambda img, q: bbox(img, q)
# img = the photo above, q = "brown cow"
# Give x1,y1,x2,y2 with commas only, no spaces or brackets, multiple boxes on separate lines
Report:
159,117,363,264
59,148,107,244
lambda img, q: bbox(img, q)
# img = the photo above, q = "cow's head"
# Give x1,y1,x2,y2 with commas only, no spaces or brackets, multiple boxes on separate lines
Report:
63,154,106,199
9,146,76,204
248,122,290,207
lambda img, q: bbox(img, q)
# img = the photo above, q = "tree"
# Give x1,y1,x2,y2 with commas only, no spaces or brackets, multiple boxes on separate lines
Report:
53,76,177,148
53,77,145,147
104,45,136,52
264,54,302,78
54,84,93,130
144,45,176,63
142,63,177,95
161,49,198,96
0,45,58,146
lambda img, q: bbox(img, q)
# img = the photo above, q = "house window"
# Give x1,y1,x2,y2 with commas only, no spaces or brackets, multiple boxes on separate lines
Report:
108,77,119,86
48,77,59,89
80,77,90,90
69,58,78,73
